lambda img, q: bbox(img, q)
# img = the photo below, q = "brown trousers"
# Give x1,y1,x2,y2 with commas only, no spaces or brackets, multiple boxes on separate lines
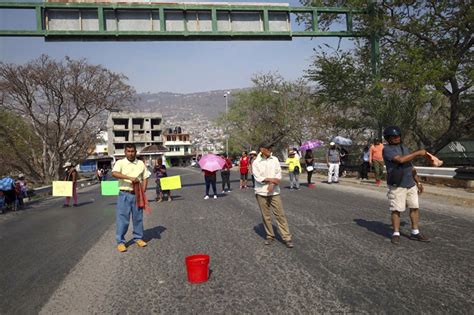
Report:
255,194,292,241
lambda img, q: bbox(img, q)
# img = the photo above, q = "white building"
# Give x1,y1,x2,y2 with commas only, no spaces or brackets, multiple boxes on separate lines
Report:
163,127,193,166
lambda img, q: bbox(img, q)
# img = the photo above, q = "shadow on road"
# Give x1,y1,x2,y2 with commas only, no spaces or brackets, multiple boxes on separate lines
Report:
181,179,241,188
73,201,94,207
253,223,283,242
353,219,406,239
143,225,167,242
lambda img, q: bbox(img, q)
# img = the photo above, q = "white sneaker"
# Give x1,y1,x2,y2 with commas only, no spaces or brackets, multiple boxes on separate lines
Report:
213,195,217,199
204,195,209,200
221,190,226,194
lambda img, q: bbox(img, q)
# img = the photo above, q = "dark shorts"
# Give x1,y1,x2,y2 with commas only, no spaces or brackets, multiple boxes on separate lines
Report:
240,172,248,180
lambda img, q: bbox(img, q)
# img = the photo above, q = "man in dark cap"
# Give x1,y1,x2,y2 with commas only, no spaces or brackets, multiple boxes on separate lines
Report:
251,141,293,248
383,126,430,245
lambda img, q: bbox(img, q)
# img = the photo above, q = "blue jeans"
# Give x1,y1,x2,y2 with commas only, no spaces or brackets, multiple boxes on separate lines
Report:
116,191,144,244
205,175,217,196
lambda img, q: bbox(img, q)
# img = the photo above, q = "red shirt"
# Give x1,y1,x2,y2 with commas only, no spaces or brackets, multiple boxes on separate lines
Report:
204,170,217,177
239,156,249,174
223,158,233,170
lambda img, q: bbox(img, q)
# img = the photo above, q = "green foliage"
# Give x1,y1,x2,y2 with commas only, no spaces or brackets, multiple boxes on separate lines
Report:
0,111,43,182
302,0,473,151
217,73,320,157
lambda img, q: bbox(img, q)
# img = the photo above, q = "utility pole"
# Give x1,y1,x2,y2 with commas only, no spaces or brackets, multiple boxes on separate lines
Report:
224,91,230,156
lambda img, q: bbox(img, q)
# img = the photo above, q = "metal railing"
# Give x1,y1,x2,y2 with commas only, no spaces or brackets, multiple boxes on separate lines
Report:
281,162,462,180
32,177,97,197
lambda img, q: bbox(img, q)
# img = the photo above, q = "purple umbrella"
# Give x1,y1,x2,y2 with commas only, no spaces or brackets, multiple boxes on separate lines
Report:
300,140,324,151
198,154,226,172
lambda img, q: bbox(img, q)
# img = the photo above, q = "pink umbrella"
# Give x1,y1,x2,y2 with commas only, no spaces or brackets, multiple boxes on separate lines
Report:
198,154,226,172
300,139,324,151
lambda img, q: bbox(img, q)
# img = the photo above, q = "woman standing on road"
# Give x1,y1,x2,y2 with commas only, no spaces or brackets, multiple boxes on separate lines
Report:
305,150,315,187
285,150,302,190
203,170,218,199
239,151,250,189
63,162,78,207
154,157,172,202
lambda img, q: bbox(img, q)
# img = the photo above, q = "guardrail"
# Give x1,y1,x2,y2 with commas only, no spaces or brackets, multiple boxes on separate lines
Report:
415,167,457,179
280,162,462,180
32,177,97,197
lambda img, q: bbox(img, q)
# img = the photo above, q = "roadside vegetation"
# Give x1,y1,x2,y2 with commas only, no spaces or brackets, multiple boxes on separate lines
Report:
222,1,472,154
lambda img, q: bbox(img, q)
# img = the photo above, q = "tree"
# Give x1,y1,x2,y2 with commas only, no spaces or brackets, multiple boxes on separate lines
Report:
0,110,43,181
0,55,135,183
218,73,321,157
301,0,473,152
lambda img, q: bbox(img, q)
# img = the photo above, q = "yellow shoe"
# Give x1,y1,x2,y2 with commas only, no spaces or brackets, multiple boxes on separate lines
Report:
136,239,147,247
117,243,127,252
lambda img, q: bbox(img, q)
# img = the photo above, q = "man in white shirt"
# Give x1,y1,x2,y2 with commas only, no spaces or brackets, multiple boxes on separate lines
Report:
252,142,293,248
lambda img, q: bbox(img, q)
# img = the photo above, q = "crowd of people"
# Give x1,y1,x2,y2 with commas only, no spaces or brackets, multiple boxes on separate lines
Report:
1,125,434,251
0,174,28,213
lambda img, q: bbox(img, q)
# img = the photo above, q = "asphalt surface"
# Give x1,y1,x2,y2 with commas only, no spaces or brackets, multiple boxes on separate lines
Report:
0,186,116,314
1,168,473,314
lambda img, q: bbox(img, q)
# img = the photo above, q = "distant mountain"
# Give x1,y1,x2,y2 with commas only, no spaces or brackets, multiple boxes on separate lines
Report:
126,89,248,151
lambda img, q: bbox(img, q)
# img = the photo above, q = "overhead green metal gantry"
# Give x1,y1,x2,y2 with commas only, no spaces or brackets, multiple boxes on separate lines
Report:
0,1,368,39
0,1,379,74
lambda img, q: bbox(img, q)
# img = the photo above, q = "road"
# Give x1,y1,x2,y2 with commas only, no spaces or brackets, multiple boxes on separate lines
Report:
1,167,473,314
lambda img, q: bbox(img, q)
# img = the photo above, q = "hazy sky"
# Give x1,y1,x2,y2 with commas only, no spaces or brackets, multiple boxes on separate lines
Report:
0,0,355,93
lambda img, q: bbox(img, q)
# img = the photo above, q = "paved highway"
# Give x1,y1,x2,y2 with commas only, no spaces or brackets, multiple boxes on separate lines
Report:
1,168,472,314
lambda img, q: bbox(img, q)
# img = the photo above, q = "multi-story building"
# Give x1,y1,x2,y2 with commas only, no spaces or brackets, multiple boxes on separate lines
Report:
163,127,194,166
107,111,163,160
78,131,113,174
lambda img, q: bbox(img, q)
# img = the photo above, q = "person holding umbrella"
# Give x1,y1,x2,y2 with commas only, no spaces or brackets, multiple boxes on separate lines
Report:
300,140,323,187
304,150,315,187
198,154,226,199
203,170,218,199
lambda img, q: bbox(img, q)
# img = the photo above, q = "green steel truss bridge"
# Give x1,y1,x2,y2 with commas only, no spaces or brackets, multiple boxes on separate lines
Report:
0,1,380,73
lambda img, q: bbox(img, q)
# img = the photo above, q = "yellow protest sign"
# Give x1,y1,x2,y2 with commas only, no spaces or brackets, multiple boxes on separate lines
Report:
52,181,73,197
160,176,181,190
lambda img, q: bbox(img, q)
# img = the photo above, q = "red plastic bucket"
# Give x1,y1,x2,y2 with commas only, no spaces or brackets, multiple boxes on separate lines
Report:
185,254,210,284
